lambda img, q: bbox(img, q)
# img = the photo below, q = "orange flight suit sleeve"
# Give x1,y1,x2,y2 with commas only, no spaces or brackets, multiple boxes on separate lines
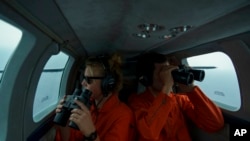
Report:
129,91,175,140
129,86,224,140
55,113,134,141
178,86,224,132
55,128,83,141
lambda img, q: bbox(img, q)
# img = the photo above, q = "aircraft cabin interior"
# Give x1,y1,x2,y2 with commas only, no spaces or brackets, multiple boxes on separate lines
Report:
0,0,250,141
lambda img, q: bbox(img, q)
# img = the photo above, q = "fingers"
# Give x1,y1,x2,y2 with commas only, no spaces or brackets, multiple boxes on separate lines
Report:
70,100,90,121
71,108,83,115
161,65,178,74
70,109,85,118
59,98,65,104
69,107,95,135
160,65,178,80
69,108,90,126
74,100,90,113
159,65,179,94
55,95,67,113
69,112,83,122
164,65,178,71
177,83,195,93
55,104,63,113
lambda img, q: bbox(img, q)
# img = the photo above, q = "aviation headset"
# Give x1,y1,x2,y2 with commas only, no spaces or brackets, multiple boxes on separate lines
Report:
96,55,116,97
137,65,153,87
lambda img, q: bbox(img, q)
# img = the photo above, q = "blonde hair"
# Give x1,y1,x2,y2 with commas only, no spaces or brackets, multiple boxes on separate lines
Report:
109,52,123,92
85,52,123,92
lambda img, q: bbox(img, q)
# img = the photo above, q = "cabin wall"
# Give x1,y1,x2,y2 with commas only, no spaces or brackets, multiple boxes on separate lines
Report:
0,1,57,141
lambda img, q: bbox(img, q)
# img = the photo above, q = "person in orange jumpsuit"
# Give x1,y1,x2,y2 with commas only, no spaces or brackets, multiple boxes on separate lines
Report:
55,53,135,141
128,52,224,141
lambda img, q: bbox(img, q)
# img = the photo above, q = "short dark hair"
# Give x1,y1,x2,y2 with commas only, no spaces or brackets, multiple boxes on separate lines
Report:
136,52,167,86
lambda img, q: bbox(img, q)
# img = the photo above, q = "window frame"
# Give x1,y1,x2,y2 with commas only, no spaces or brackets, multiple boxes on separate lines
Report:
183,51,241,112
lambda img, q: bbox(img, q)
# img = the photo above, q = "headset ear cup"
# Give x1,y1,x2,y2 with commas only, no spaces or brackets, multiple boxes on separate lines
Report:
139,75,150,87
102,74,116,97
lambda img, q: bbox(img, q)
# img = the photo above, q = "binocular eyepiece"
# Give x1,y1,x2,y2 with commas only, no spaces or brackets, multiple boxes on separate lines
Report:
53,88,92,130
171,65,205,85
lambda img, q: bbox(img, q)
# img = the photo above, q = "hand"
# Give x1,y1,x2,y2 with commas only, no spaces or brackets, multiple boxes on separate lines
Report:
159,65,179,94
55,96,66,113
176,83,195,93
70,100,96,136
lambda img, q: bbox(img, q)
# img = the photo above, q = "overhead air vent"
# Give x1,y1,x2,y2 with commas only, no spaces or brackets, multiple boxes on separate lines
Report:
160,25,193,40
169,25,192,34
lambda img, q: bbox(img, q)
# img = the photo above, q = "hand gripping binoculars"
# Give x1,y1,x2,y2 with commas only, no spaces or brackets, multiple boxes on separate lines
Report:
53,87,92,130
171,65,205,85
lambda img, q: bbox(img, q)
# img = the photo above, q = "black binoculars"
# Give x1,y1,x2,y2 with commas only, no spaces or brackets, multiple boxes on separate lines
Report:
53,87,92,130
171,65,205,85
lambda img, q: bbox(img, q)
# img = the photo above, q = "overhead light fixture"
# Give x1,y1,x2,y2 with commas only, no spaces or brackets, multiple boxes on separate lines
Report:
159,34,176,40
133,23,165,39
137,23,165,32
169,25,192,34
132,31,150,39
133,24,193,39
159,25,193,40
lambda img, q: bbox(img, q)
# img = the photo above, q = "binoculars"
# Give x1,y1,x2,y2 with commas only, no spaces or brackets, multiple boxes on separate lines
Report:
53,87,92,130
171,65,205,85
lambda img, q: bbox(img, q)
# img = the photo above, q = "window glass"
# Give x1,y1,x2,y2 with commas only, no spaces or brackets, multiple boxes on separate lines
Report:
186,51,241,111
33,52,69,122
0,19,22,82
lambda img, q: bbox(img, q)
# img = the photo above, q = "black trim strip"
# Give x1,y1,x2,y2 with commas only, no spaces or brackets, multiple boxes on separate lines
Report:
42,68,64,72
0,69,64,73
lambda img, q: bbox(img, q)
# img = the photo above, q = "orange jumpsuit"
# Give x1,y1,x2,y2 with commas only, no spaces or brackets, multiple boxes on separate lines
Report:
55,94,135,141
128,86,224,141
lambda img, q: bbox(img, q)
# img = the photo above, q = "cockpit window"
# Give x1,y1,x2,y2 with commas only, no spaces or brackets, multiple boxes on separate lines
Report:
185,51,241,111
33,52,69,122
0,19,22,82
